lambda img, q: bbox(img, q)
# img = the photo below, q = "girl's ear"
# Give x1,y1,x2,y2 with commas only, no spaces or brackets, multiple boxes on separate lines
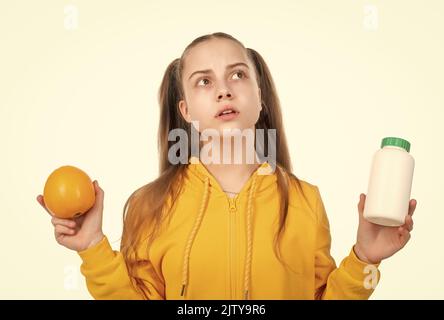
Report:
178,100,192,123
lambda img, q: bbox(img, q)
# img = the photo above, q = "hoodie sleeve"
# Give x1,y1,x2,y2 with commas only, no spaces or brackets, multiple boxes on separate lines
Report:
77,236,165,300
313,187,381,300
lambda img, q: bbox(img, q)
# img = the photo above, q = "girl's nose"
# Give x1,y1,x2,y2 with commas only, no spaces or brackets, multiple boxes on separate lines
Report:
217,92,232,100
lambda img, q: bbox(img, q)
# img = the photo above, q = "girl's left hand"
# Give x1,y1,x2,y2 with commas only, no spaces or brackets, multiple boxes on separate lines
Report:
354,193,417,264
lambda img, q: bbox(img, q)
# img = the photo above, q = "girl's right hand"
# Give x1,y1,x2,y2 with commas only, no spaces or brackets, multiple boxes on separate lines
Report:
37,180,105,252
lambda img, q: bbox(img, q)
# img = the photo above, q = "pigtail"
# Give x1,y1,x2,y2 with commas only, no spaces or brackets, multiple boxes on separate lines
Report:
157,58,190,174
247,47,309,271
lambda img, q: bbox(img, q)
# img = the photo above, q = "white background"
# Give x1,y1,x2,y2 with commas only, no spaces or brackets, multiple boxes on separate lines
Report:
1,0,442,299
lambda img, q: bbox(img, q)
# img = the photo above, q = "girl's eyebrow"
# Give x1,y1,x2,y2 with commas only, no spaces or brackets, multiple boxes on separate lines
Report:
188,62,249,81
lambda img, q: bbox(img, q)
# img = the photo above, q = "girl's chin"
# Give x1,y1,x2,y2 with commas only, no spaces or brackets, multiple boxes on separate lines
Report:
217,124,253,135
197,121,256,137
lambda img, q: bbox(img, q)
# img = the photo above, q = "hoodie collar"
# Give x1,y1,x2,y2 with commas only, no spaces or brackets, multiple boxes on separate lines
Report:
185,156,277,198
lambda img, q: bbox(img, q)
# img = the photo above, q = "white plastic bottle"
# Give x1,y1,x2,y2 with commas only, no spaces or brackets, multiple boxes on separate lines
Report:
363,137,415,227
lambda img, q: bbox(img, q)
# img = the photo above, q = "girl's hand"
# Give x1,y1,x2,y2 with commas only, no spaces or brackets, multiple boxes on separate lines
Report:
37,180,105,252
354,193,417,264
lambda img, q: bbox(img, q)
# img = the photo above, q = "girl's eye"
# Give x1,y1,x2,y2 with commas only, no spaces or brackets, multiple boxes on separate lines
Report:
196,70,246,87
198,78,210,86
232,70,245,80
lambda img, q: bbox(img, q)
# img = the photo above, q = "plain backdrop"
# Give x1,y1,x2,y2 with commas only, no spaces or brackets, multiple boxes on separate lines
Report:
1,0,443,299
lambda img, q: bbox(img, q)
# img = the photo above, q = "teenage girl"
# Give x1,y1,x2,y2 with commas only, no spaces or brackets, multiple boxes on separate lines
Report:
37,32,417,300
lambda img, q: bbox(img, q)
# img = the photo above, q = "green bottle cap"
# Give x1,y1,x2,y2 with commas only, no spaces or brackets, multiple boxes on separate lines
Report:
381,137,411,152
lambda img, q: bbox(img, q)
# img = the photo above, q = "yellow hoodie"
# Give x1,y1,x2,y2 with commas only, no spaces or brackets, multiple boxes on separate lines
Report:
78,157,381,300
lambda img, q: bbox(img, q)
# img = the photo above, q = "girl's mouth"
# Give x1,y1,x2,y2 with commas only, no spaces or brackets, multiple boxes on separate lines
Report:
215,110,240,121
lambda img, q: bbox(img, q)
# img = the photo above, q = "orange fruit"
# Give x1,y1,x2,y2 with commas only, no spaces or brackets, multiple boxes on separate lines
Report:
43,165,95,219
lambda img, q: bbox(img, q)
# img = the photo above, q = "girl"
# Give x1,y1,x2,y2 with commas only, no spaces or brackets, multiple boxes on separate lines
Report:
37,32,417,300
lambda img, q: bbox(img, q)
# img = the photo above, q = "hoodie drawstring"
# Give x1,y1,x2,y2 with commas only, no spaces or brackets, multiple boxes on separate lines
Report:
244,174,258,300
180,173,258,300
181,177,210,297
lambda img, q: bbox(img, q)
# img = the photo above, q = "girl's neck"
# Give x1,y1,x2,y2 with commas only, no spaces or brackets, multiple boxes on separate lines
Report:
204,162,260,196
199,135,262,196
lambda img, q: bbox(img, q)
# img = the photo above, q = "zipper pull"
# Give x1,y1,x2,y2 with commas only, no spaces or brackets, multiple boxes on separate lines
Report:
228,198,237,212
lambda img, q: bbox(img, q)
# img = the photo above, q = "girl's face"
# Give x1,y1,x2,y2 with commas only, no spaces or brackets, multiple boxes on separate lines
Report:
179,39,262,135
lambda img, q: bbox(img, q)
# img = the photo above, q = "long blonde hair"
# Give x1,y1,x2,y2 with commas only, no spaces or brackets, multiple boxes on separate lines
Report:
121,32,308,297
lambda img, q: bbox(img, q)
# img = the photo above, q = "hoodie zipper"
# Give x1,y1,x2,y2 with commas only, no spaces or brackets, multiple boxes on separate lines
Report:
228,196,237,300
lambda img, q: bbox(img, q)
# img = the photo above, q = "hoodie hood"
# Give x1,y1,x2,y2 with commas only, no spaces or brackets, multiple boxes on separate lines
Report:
180,156,277,299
